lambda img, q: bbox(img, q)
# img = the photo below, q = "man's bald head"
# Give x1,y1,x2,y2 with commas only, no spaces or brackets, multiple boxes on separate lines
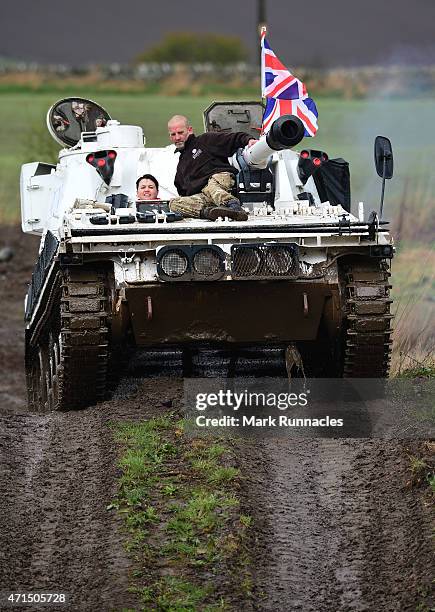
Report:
168,114,190,129
168,115,193,149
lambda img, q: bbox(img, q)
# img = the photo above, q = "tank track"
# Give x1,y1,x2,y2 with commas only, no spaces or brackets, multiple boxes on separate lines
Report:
26,266,110,411
341,259,393,377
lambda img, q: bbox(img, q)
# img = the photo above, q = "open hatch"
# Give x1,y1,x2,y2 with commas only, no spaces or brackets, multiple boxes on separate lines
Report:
203,101,263,139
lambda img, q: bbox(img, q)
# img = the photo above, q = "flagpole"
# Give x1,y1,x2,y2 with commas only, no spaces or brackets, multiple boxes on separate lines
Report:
260,26,267,133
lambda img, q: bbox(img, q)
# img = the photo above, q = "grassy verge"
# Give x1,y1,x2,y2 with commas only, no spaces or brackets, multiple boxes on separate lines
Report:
407,442,435,493
390,244,434,378
110,415,252,611
406,442,435,612
395,361,435,379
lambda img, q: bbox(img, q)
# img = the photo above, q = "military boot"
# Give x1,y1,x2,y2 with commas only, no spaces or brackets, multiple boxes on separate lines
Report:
225,199,243,211
200,205,248,222
225,199,249,221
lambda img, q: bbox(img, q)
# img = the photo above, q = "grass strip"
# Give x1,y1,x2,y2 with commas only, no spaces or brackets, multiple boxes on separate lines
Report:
406,442,435,494
110,416,252,611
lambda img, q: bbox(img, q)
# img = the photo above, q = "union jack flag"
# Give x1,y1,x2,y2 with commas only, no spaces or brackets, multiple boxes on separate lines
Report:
261,28,318,137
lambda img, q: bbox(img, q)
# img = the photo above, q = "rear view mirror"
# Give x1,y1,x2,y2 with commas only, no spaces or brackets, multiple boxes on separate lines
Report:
374,136,393,179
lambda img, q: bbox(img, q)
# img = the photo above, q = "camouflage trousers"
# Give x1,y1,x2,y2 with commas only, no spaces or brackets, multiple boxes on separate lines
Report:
169,172,236,218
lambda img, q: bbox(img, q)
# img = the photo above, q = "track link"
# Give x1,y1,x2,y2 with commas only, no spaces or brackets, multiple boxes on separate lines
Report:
58,267,109,408
26,266,110,411
341,259,392,377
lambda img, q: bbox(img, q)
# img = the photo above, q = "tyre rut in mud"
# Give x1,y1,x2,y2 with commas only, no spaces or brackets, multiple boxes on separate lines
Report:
236,437,433,612
0,407,139,611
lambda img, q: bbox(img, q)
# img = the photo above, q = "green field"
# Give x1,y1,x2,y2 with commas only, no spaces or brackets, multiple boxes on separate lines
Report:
0,92,433,367
1,92,434,227
0,94,215,223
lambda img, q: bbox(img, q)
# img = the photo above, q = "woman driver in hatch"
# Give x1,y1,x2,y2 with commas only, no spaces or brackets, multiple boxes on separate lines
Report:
136,174,160,201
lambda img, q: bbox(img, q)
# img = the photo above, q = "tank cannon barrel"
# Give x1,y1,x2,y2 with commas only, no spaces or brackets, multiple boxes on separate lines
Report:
242,115,305,169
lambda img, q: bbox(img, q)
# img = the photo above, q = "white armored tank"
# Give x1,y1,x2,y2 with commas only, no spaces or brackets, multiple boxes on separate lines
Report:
21,98,394,411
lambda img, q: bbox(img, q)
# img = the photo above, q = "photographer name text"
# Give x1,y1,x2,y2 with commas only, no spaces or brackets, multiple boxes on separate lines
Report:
196,415,343,428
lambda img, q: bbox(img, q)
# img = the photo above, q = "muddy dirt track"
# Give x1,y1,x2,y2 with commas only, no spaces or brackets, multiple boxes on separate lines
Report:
0,225,433,611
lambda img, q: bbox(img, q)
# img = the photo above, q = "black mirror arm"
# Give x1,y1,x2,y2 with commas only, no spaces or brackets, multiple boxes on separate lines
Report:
379,155,387,221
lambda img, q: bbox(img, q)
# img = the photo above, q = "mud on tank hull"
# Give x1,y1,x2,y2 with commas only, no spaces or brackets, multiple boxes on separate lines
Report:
124,280,334,344
24,249,392,412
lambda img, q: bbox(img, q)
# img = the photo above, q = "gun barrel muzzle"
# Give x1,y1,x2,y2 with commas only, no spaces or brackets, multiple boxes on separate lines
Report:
242,115,305,168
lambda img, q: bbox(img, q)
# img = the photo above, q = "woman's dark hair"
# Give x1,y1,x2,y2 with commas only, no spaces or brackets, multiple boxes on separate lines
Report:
136,174,159,191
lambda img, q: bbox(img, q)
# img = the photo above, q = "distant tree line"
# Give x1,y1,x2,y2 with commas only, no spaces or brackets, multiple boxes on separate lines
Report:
136,32,248,64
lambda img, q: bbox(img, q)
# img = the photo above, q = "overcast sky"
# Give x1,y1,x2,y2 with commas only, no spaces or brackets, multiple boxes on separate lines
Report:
2,0,435,68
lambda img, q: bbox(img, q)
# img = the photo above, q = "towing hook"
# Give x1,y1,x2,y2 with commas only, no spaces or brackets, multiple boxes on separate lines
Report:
303,292,309,317
146,296,153,321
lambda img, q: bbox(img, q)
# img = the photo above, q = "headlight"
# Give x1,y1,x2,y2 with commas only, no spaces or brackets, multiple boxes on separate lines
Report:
160,249,189,278
231,243,299,279
370,245,394,258
157,245,225,281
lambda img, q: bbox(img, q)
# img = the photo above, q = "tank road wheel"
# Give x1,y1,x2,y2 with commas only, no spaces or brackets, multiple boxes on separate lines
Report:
25,353,37,412
24,338,35,412
25,342,47,413
44,331,60,411
339,258,393,377
25,266,110,411
48,331,62,410
25,340,50,414
25,334,55,414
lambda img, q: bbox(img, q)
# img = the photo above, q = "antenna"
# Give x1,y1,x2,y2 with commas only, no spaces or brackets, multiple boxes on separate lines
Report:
257,0,267,66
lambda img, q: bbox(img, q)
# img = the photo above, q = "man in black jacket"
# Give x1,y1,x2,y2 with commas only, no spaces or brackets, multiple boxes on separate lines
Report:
167,115,257,221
